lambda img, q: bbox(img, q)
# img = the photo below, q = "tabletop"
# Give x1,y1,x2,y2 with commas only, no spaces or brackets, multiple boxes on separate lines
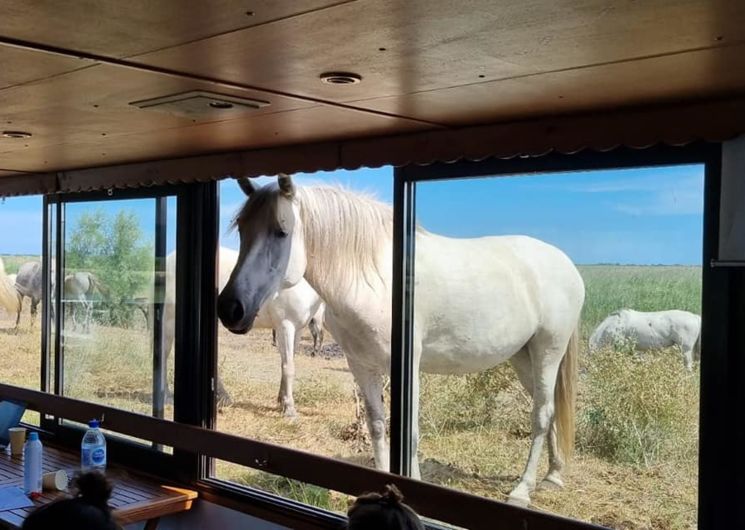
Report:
0,444,197,529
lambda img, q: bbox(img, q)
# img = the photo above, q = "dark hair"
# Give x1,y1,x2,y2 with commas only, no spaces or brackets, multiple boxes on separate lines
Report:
23,472,119,530
347,484,424,530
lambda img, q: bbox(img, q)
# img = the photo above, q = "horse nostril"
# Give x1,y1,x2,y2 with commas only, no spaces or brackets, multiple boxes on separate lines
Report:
218,297,245,326
229,300,244,324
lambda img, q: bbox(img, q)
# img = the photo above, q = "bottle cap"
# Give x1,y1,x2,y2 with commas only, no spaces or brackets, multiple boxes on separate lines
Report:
89,419,99,429
28,432,39,441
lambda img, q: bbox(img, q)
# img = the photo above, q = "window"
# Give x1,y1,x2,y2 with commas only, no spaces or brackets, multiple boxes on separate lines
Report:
0,195,44,426
211,169,393,511
46,191,177,445
399,164,703,528
5,143,736,530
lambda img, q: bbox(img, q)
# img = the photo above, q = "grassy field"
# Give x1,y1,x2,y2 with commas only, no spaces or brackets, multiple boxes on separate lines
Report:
0,264,701,530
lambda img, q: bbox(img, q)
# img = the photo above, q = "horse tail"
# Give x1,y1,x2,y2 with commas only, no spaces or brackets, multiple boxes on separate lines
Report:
0,258,20,315
693,325,702,362
555,324,579,462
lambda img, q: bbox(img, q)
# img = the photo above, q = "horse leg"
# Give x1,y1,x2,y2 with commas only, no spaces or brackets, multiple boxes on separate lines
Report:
508,335,567,507
15,296,23,329
30,297,40,327
347,358,389,471
510,347,563,490
682,345,694,372
271,329,277,347
275,322,297,418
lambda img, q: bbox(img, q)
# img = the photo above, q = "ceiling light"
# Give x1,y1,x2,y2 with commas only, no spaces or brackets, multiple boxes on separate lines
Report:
2,131,32,139
320,72,362,85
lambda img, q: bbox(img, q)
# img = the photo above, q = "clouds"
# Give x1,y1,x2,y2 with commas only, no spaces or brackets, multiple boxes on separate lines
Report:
566,165,704,217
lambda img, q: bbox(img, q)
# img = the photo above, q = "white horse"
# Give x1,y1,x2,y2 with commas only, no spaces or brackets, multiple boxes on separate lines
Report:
14,261,42,328
63,271,107,333
217,175,584,506
589,309,701,371
163,246,326,415
0,258,20,322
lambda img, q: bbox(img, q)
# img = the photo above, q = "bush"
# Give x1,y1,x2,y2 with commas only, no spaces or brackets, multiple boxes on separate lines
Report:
419,365,527,436
578,346,699,467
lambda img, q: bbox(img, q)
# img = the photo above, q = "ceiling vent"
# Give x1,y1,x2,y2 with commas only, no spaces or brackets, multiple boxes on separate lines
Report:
130,90,270,120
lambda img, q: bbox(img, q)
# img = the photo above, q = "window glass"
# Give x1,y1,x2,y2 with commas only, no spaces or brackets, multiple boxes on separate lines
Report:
0,195,44,426
212,169,393,508
58,195,177,438
409,165,702,529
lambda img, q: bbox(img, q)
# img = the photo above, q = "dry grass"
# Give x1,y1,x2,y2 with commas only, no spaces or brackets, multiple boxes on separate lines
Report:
0,268,700,530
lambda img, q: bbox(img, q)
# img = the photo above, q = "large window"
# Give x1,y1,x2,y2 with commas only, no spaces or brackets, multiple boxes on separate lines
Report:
212,169,394,511
47,191,177,444
5,143,739,530
403,165,703,528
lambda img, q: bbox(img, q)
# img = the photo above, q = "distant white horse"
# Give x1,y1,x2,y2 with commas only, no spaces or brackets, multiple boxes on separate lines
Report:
163,246,326,415
0,258,20,322
589,309,701,371
63,271,107,333
14,261,42,328
217,175,584,506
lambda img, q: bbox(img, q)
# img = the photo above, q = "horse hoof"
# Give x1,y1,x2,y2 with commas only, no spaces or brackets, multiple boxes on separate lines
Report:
282,407,297,419
506,494,530,508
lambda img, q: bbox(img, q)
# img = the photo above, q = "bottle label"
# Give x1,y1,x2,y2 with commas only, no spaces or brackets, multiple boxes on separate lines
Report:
92,447,106,465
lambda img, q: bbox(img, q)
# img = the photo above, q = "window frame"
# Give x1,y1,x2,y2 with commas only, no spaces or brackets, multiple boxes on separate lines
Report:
14,141,735,530
40,183,215,483
393,143,729,530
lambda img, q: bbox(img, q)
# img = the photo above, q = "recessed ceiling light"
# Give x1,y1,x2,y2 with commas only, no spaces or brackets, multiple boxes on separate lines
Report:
320,72,362,85
2,131,31,139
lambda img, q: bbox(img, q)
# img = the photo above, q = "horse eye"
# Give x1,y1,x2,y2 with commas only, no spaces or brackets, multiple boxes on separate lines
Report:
275,229,288,238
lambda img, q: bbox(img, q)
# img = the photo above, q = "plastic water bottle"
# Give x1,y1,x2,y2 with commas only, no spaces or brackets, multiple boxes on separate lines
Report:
23,432,42,496
81,419,107,473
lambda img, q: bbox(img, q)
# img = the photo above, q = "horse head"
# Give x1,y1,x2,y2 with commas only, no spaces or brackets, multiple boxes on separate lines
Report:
217,174,307,334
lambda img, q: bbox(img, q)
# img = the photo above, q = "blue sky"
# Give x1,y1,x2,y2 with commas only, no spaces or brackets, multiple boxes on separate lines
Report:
0,164,704,265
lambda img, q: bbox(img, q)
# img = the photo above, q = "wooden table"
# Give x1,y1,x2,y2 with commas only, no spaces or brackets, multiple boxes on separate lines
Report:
0,445,197,529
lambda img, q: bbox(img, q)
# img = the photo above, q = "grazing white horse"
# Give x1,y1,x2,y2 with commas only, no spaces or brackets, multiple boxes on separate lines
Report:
0,258,20,321
163,246,326,415
589,309,701,371
217,175,584,506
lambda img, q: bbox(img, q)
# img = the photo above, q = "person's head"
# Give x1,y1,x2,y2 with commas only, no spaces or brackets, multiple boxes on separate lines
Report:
347,484,424,530
23,471,119,530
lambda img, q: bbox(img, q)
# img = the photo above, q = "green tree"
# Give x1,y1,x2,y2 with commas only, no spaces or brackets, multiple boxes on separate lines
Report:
66,209,152,327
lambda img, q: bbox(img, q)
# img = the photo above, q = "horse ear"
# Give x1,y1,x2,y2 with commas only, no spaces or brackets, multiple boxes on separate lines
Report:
237,177,256,197
277,173,295,198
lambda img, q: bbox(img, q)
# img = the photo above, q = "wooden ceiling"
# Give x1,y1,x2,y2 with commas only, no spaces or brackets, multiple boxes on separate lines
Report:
0,0,744,176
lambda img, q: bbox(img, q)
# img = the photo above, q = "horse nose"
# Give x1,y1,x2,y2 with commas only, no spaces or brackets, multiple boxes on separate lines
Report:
218,297,245,327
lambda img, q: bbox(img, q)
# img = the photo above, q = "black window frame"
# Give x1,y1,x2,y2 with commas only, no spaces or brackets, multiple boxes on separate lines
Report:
21,141,739,530
40,182,217,483
393,142,732,530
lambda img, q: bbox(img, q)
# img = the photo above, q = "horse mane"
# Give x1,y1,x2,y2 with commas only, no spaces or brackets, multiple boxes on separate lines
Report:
296,186,393,296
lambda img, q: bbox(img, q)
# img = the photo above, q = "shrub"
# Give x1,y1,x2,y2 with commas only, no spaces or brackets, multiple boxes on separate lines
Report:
578,346,699,467
419,365,526,436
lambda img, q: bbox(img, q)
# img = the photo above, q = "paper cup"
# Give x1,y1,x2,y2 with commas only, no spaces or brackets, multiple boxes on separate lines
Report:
8,427,26,456
42,470,69,491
